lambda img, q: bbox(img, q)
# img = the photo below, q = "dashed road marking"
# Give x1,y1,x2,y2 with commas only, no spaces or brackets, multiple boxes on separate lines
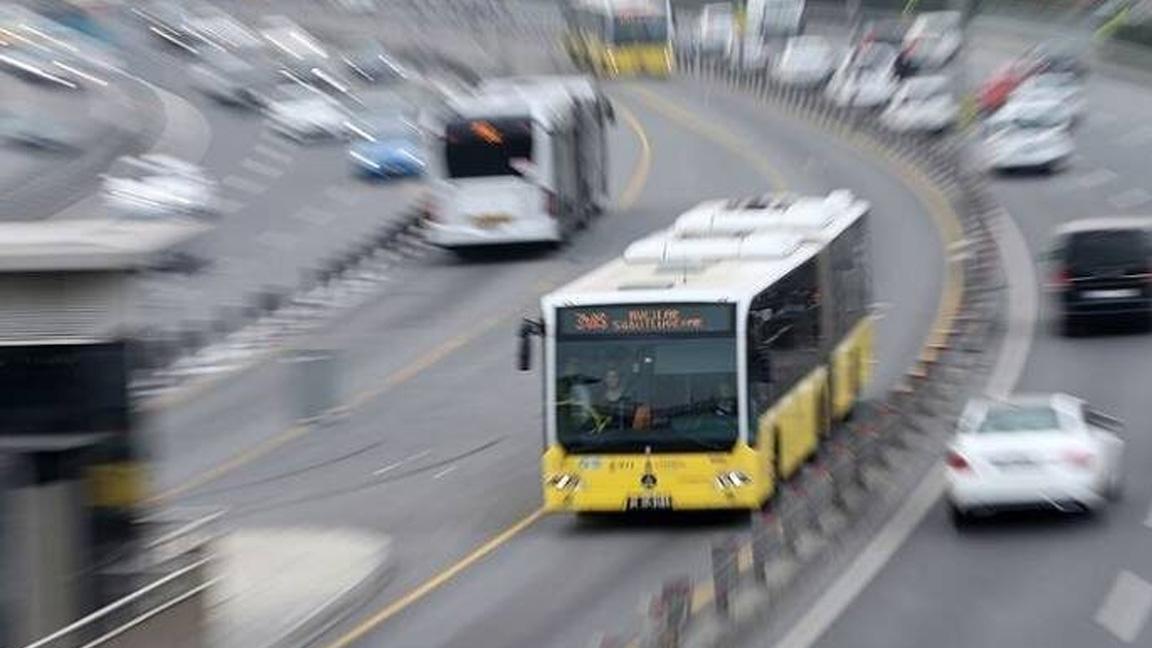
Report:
222,175,267,195
1095,571,1152,643
1074,168,1118,190
373,450,432,476
241,158,286,178
253,143,295,165
1109,188,1152,210
432,465,457,480
217,198,245,215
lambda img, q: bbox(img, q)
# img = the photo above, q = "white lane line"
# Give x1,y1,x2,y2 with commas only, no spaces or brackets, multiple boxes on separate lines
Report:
222,175,267,195
1074,168,1118,190
1109,188,1152,211
1119,125,1152,148
776,208,1038,648
241,158,286,178
252,143,294,165
373,449,432,476
432,465,457,480
256,231,298,251
1095,571,1152,643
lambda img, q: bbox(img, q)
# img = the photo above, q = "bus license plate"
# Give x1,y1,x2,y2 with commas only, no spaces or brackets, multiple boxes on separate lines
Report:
472,213,511,229
626,495,672,511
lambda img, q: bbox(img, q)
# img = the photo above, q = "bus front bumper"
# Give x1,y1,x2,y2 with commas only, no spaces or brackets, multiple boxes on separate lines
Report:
425,218,562,248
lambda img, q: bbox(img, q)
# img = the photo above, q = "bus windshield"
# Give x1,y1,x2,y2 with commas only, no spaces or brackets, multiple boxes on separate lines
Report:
443,117,533,179
555,335,739,453
612,15,668,45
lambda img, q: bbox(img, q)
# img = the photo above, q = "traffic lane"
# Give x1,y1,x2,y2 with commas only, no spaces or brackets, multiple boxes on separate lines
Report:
264,79,953,648
142,101,645,495
630,79,948,394
807,109,1152,648
155,78,805,647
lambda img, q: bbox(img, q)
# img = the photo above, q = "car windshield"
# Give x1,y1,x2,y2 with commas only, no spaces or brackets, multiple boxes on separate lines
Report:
977,405,1061,433
903,79,947,100
555,335,739,453
990,104,1065,130
1067,230,1151,271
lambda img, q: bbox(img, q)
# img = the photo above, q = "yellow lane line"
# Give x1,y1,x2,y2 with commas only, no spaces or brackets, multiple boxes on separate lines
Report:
316,88,655,648
323,509,546,648
622,84,790,192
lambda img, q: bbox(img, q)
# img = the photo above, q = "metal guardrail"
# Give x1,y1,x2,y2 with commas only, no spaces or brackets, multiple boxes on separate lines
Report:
590,50,1008,648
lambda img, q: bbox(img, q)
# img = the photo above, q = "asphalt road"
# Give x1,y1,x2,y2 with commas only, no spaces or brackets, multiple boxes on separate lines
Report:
775,20,1152,648
139,15,953,646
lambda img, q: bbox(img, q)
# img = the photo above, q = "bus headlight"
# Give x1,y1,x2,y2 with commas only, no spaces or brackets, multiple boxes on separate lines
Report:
546,473,582,492
715,471,752,491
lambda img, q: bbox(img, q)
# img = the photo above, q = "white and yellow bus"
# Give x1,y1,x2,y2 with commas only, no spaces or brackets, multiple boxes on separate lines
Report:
563,0,674,78
519,190,873,512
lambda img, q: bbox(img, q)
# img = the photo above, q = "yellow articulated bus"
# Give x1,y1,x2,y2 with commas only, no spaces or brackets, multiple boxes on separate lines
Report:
518,190,873,512
563,0,674,78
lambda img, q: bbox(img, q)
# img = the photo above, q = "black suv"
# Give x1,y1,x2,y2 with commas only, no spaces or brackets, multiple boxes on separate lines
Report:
1048,219,1152,335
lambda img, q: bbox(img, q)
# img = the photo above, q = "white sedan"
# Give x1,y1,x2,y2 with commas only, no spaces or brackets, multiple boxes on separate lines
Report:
981,96,1075,173
1010,72,1086,122
772,35,836,87
945,393,1124,525
102,154,218,218
880,75,958,133
826,44,899,108
264,84,352,142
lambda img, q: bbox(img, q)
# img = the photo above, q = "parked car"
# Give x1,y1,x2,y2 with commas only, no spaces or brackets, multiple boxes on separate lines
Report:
826,43,899,108
1011,72,1086,123
880,75,958,133
946,393,1125,526
981,96,1075,173
902,10,963,70
1044,217,1152,335
772,35,836,87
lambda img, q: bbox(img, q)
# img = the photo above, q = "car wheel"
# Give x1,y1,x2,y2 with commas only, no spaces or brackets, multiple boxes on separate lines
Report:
1061,314,1081,337
949,503,970,529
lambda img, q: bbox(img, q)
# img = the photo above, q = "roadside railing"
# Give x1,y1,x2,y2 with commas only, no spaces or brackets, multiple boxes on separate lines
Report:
23,509,222,648
589,49,1008,648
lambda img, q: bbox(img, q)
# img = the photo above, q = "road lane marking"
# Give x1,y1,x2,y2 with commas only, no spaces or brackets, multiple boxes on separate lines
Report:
253,143,294,164
623,84,788,192
1074,168,1118,190
293,207,337,226
325,186,360,207
1109,188,1152,211
149,86,654,504
241,157,286,178
1096,571,1152,643
1119,125,1152,148
321,508,546,648
222,175,267,195
373,450,432,476
256,231,298,251
614,103,652,209
431,465,457,480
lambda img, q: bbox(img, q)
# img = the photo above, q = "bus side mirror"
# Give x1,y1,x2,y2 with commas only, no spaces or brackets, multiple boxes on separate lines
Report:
517,318,544,371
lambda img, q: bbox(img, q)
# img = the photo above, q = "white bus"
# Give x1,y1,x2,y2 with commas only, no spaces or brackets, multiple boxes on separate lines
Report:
519,190,874,512
425,76,614,252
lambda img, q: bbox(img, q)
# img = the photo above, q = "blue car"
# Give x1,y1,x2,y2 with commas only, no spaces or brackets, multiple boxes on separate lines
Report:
349,136,426,179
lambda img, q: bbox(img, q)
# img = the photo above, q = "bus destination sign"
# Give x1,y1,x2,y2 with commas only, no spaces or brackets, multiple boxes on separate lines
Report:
558,304,733,336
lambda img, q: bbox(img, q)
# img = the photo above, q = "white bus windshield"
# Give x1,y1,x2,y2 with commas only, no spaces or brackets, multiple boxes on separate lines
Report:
554,304,738,453
443,117,533,179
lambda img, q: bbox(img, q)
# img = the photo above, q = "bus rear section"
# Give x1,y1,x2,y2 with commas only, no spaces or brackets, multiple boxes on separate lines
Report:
425,116,565,249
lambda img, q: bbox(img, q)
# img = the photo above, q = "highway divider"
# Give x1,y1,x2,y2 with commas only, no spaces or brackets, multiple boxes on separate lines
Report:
590,50,1010,648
